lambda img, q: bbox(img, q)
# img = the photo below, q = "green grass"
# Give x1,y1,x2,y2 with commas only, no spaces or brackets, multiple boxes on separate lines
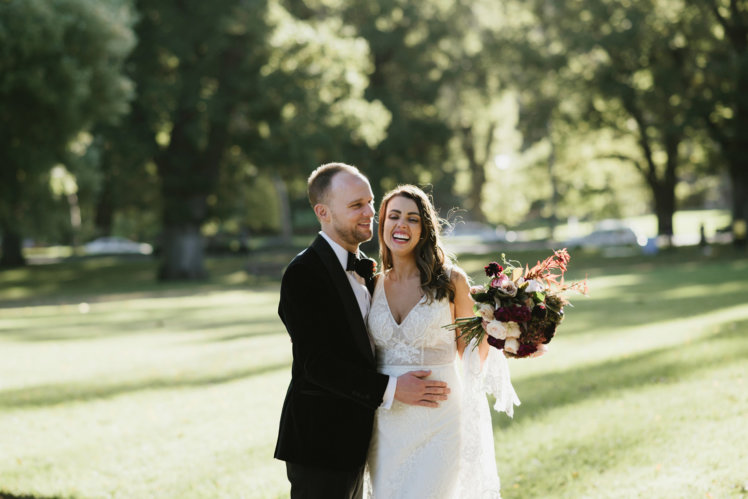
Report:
1,247,747,498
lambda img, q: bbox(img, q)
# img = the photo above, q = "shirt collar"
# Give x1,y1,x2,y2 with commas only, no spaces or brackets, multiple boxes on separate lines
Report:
319,231,357,271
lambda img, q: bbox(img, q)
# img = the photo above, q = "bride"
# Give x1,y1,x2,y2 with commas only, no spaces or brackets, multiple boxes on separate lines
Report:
366,185,520,498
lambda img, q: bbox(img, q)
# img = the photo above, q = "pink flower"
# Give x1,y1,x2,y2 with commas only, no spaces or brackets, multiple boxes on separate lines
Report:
489,275,507,288
470,285,485,295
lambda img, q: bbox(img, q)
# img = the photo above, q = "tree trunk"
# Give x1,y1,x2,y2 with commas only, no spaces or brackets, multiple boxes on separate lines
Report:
0,164,26,268
652,182,675,246
460,124,490,223
547,120,559,240
94,181,114,237
157,179,209,280
727,159,748,248
0,225,25,268
157,223,206,280
273,173,293,244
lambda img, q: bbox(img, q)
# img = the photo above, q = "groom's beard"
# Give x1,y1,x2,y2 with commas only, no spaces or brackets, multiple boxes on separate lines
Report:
332,219,373,247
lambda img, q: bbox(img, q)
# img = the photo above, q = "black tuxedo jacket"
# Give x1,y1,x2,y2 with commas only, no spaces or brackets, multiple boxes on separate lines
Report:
274,235,389,471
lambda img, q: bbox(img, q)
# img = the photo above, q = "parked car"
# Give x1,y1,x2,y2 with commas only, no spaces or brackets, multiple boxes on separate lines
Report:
442,222,508,243
564,223,647,250
84,237,153,255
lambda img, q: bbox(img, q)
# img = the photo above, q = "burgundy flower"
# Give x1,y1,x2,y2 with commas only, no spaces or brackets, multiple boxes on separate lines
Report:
510,306,532,323
486,336,505,350
484,262,504,277
516,343,538,357
494,307,512,322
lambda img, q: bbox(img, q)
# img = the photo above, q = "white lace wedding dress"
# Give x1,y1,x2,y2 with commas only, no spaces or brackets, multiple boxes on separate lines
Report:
365,273,520,499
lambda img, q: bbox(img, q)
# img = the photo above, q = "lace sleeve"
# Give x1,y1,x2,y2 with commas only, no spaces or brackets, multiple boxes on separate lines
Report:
462,342,520,417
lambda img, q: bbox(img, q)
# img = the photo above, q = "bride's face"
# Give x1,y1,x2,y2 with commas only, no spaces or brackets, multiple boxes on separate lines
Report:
382,196,422,258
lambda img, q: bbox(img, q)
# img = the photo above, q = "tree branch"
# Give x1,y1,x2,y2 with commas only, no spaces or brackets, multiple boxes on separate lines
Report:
597,153,645,175
704,0,731,32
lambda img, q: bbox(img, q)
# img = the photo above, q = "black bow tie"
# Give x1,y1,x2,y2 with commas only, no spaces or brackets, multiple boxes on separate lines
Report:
346,252,375,280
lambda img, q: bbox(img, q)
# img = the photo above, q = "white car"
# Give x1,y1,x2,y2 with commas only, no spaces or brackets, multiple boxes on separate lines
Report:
564,225,647,250
84,237,153,255
442,222,508,243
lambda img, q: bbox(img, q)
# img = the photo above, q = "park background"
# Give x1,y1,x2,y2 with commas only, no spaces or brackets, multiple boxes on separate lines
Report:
1,0,747,498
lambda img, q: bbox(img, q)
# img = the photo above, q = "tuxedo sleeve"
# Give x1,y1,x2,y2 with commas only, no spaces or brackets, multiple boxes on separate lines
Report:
279,261,389,410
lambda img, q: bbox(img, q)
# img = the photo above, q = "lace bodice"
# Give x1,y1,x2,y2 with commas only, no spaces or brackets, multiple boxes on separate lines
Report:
367,275,456,366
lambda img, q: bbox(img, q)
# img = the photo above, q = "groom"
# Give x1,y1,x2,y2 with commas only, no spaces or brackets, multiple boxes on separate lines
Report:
275,163,450,498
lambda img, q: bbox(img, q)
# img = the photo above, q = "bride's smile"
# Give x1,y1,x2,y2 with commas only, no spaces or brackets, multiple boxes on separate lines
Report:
383,196,422,255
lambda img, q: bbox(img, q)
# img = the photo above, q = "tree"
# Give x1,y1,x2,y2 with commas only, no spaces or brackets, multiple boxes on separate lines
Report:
693,0,748,239
0,0,135,267
505,0,710,240
118,0,390,279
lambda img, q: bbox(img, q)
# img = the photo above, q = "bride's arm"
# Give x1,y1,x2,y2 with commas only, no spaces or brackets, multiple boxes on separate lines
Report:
452,267,490,363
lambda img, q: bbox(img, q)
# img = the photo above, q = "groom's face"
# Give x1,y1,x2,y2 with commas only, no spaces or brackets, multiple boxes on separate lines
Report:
326,172,375,247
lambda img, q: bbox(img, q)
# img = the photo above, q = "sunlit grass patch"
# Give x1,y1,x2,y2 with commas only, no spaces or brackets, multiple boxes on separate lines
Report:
0,249,747,498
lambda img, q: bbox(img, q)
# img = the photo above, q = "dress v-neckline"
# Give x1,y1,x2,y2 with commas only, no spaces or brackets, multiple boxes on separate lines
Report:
381,278,426,327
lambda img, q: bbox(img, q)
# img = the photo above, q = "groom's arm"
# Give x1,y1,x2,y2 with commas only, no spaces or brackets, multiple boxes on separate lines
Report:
279,261,389,410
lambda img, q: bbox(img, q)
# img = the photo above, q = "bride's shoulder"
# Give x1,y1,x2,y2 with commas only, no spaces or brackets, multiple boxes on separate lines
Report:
446,264,469,289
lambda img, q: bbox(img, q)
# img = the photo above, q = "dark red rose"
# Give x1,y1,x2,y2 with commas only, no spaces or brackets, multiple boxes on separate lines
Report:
486,336,505,350
494,307,512,322
510,305,532,323
484,262,504,277
516,343,538,357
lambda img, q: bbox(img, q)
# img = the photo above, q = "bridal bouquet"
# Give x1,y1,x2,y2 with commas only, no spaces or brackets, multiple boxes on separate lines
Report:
445,249,588,358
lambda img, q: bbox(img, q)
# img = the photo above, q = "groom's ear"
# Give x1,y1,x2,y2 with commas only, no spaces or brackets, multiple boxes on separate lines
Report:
314,203,330,223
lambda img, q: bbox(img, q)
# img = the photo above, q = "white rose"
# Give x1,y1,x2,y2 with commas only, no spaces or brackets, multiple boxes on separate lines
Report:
525,279,545,293
505,321,521,339
477,303,495,322
485,320,507,340
504,337,520,354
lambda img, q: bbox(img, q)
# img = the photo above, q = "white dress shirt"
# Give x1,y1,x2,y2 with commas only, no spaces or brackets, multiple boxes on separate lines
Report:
319,231,397,409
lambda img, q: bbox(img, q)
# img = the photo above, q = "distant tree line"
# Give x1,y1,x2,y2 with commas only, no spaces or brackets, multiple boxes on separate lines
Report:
1,0,745,274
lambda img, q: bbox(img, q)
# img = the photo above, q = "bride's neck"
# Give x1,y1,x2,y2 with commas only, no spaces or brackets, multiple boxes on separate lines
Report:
388,254,420,280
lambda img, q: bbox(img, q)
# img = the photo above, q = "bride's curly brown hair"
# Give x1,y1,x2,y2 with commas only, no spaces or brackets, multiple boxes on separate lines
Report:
377,185,455,302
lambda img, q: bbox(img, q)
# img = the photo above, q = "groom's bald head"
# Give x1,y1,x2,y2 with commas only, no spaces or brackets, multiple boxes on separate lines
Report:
307,162,366,207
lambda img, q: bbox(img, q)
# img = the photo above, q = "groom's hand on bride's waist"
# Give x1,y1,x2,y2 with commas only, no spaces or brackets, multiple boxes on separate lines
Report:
394,370,450,408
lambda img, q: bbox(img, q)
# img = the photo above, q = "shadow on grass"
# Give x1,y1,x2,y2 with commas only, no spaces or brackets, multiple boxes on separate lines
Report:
495,319,748,430
0,308,283,342
0,361,289,409
0,493,71,499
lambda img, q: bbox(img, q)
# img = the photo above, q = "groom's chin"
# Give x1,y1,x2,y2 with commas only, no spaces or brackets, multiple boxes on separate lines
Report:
356,227,373,243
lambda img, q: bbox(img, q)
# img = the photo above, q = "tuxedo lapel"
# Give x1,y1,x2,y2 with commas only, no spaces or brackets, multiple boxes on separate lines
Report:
311,236,375,365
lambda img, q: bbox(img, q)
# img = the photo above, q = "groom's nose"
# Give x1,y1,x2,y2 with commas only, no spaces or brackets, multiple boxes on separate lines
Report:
363,202,375,218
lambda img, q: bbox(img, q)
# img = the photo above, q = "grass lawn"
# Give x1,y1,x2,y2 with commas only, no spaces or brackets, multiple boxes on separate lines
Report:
1,245,747,498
